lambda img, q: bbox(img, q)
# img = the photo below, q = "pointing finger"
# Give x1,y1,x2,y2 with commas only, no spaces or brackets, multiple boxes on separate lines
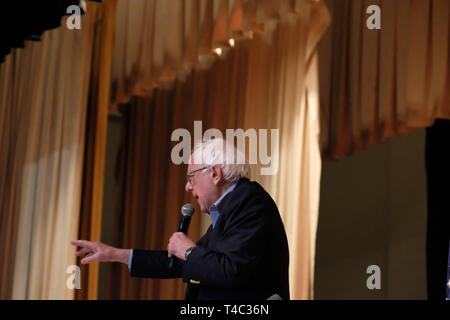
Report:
71,240,95,250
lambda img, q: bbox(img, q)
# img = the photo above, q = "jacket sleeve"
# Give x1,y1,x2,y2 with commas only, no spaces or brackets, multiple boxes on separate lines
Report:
130,250,184,278
181,196,269,288
130,227,213,279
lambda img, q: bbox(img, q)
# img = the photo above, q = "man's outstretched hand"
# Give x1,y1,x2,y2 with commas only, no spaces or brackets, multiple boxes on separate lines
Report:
71,240,130,265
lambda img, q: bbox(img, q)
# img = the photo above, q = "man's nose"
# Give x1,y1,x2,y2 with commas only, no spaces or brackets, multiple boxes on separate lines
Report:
185,181,193,192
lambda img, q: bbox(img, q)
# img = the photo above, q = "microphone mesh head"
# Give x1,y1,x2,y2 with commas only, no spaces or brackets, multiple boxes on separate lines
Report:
181,203,195,217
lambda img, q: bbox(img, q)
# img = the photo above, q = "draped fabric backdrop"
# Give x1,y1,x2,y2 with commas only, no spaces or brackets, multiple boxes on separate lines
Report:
2,0,446,300
243,12,328,299
0,3,99,299
105,0,330,299
0,0,330,300
319,0,450,160
110,0,328,109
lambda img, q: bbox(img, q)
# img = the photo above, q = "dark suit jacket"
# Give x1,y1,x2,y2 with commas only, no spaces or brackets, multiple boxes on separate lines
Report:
130,178,290,300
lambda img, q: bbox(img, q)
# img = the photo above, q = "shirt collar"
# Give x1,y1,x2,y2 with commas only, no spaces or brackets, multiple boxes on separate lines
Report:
208,182,237,227
212,182,237,208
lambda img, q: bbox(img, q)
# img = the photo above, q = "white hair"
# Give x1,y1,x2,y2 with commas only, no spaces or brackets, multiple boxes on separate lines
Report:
192,138,250,183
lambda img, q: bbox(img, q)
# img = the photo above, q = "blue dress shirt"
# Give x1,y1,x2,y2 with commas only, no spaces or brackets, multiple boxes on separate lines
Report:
208,182,237,228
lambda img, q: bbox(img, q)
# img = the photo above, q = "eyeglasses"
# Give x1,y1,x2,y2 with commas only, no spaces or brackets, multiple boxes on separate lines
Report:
186,166,210,183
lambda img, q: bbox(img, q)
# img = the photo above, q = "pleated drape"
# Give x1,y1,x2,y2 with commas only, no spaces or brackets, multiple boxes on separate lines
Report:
110,0,325,108
319,0,450,160
75,0,118,301
2,0,447,300
243,8,329,299
105,0,330,299
0,3,99,299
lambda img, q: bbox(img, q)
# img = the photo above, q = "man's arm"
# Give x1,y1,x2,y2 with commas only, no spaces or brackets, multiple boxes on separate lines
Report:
70,240,189,279
71,225,213,278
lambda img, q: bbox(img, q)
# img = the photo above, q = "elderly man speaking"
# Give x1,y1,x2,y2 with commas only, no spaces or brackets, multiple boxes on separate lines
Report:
71,138,290,300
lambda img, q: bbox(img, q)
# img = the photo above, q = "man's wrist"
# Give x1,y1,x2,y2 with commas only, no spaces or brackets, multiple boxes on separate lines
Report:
184,246,197,260
114,248,131,264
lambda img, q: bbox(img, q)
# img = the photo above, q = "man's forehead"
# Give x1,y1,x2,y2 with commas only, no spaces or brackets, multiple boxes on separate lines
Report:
188,155,203,170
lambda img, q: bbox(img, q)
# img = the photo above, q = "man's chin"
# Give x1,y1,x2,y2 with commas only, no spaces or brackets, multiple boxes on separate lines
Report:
194,201,206,214
198,205,209,214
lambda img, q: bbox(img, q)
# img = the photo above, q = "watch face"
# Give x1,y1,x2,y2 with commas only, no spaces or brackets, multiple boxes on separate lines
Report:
185,246,195,259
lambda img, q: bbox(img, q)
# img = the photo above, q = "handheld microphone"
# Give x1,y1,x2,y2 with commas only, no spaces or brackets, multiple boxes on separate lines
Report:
168,203,195,269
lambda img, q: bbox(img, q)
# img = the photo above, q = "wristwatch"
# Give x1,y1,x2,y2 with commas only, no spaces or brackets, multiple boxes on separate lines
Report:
184,246,196,260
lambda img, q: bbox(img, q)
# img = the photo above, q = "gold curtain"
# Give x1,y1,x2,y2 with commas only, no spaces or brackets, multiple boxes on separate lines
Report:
106,0,330,299
319,0,450,160
75,0,118,301
243,4,330,299
0,3,99,299
110,0,324,108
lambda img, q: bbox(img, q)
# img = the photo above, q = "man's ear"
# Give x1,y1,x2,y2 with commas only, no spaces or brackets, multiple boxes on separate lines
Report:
211,165,222,184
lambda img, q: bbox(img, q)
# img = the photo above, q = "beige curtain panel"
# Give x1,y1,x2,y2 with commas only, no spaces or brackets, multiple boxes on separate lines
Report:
319,0,450,160
243,13,330,299
0,3,99,299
